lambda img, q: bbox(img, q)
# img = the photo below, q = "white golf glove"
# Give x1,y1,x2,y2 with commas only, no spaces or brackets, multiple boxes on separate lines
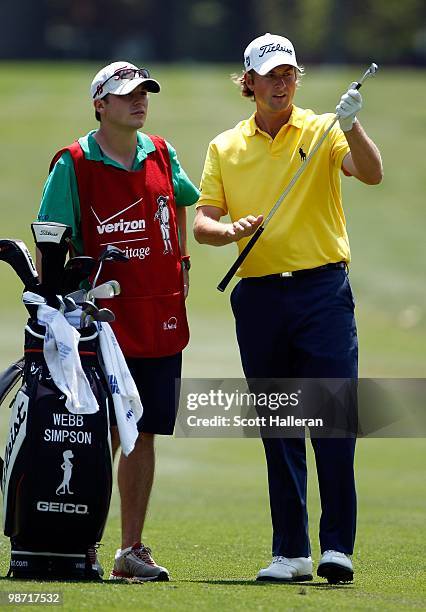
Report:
336,85,362,132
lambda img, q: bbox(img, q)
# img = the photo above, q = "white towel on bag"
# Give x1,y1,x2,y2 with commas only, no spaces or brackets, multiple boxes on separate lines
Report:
37,304,99,414
97,321,143,456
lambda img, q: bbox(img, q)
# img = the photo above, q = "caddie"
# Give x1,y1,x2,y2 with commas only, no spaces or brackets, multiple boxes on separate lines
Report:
36,61,199,581
193,33,383,583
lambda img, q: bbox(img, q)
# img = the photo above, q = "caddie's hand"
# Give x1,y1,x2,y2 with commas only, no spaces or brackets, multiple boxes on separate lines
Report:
183,267,189,299
226,215,263,242
336,85,362,132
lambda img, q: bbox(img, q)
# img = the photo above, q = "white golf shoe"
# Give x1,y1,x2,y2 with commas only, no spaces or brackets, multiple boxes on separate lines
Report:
317,550,353,584
109,542,169,582
256,556,313,582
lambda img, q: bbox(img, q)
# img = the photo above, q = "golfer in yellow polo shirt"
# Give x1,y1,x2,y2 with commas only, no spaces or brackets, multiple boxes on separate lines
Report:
194,33,383,584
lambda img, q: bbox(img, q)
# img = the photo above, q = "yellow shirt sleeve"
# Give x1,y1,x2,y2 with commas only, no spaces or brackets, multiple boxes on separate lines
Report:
197,142,228,213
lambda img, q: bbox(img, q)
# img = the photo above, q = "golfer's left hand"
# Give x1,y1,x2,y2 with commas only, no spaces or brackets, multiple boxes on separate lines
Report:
183,268,189,299
336,86,362,132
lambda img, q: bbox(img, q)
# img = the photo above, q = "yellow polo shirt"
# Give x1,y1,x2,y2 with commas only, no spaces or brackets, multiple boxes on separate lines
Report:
197,106,351,277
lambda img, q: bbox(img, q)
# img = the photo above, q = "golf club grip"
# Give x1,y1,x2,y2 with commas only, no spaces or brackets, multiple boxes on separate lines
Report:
217,226,264,292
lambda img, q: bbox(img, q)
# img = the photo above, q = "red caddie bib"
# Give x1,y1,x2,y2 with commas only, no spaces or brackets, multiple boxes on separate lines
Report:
51,135,189,358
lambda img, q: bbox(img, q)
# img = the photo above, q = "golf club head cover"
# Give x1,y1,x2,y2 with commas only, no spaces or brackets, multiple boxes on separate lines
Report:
31,222,72,302
0,239,40,291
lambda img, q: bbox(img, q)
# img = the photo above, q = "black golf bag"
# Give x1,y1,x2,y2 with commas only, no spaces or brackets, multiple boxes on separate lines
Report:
1,320,113,580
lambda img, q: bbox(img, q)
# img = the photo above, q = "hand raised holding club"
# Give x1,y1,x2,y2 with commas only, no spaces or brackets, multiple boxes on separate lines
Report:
336,86,363,132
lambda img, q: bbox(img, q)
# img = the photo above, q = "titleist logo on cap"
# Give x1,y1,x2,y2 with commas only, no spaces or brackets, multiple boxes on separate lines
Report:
258,43,293,58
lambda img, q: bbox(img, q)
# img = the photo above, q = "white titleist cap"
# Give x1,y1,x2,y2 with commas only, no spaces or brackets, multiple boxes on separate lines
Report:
244,33,300,75
91,61,161,100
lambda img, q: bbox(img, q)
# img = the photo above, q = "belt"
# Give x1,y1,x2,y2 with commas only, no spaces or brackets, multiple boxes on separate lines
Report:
258,262,347,280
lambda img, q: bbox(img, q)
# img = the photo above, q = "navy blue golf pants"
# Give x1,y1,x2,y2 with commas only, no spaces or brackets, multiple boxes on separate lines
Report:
230,268,358,557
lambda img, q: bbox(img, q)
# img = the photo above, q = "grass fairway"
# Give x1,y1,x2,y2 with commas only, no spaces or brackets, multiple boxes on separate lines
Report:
0,438,425,610
0,63,425,609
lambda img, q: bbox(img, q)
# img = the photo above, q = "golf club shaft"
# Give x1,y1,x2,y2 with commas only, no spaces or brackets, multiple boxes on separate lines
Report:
217,64,378,292
217,118,339,292
91,261,104,289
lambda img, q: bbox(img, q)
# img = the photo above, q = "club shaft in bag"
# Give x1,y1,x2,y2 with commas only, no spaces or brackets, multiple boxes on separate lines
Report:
217,63,379,292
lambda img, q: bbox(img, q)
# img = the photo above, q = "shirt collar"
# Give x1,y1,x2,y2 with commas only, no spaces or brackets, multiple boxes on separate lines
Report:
244,105,304,137
80,130,156,170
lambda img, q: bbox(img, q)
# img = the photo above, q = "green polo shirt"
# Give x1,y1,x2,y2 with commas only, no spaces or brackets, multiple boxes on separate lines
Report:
38,130,199,254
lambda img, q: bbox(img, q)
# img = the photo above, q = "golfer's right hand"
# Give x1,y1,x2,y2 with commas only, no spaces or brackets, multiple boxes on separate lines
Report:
226,215,263,242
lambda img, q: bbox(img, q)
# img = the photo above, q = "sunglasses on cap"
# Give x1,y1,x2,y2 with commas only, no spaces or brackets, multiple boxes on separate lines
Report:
92,67,151,99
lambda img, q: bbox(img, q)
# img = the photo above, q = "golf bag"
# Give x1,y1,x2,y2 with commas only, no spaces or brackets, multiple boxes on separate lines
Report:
1,320,113,580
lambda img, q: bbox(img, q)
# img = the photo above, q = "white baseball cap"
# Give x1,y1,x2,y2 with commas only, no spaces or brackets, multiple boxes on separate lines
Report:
244,33,300,75
91,61,161,100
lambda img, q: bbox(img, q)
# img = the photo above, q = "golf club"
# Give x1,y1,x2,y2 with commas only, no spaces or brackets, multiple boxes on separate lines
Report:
61,255,96,295
65,288,87,304
87,280,121,301
63,296,78,312
94,308,115,323
56,295,67,314
31,222,72,302
65,281,121,305
83,308,115,327
108,280,121,295
0,239,40,290
91,245,129,289
80,300,99,327
217,63,379,292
